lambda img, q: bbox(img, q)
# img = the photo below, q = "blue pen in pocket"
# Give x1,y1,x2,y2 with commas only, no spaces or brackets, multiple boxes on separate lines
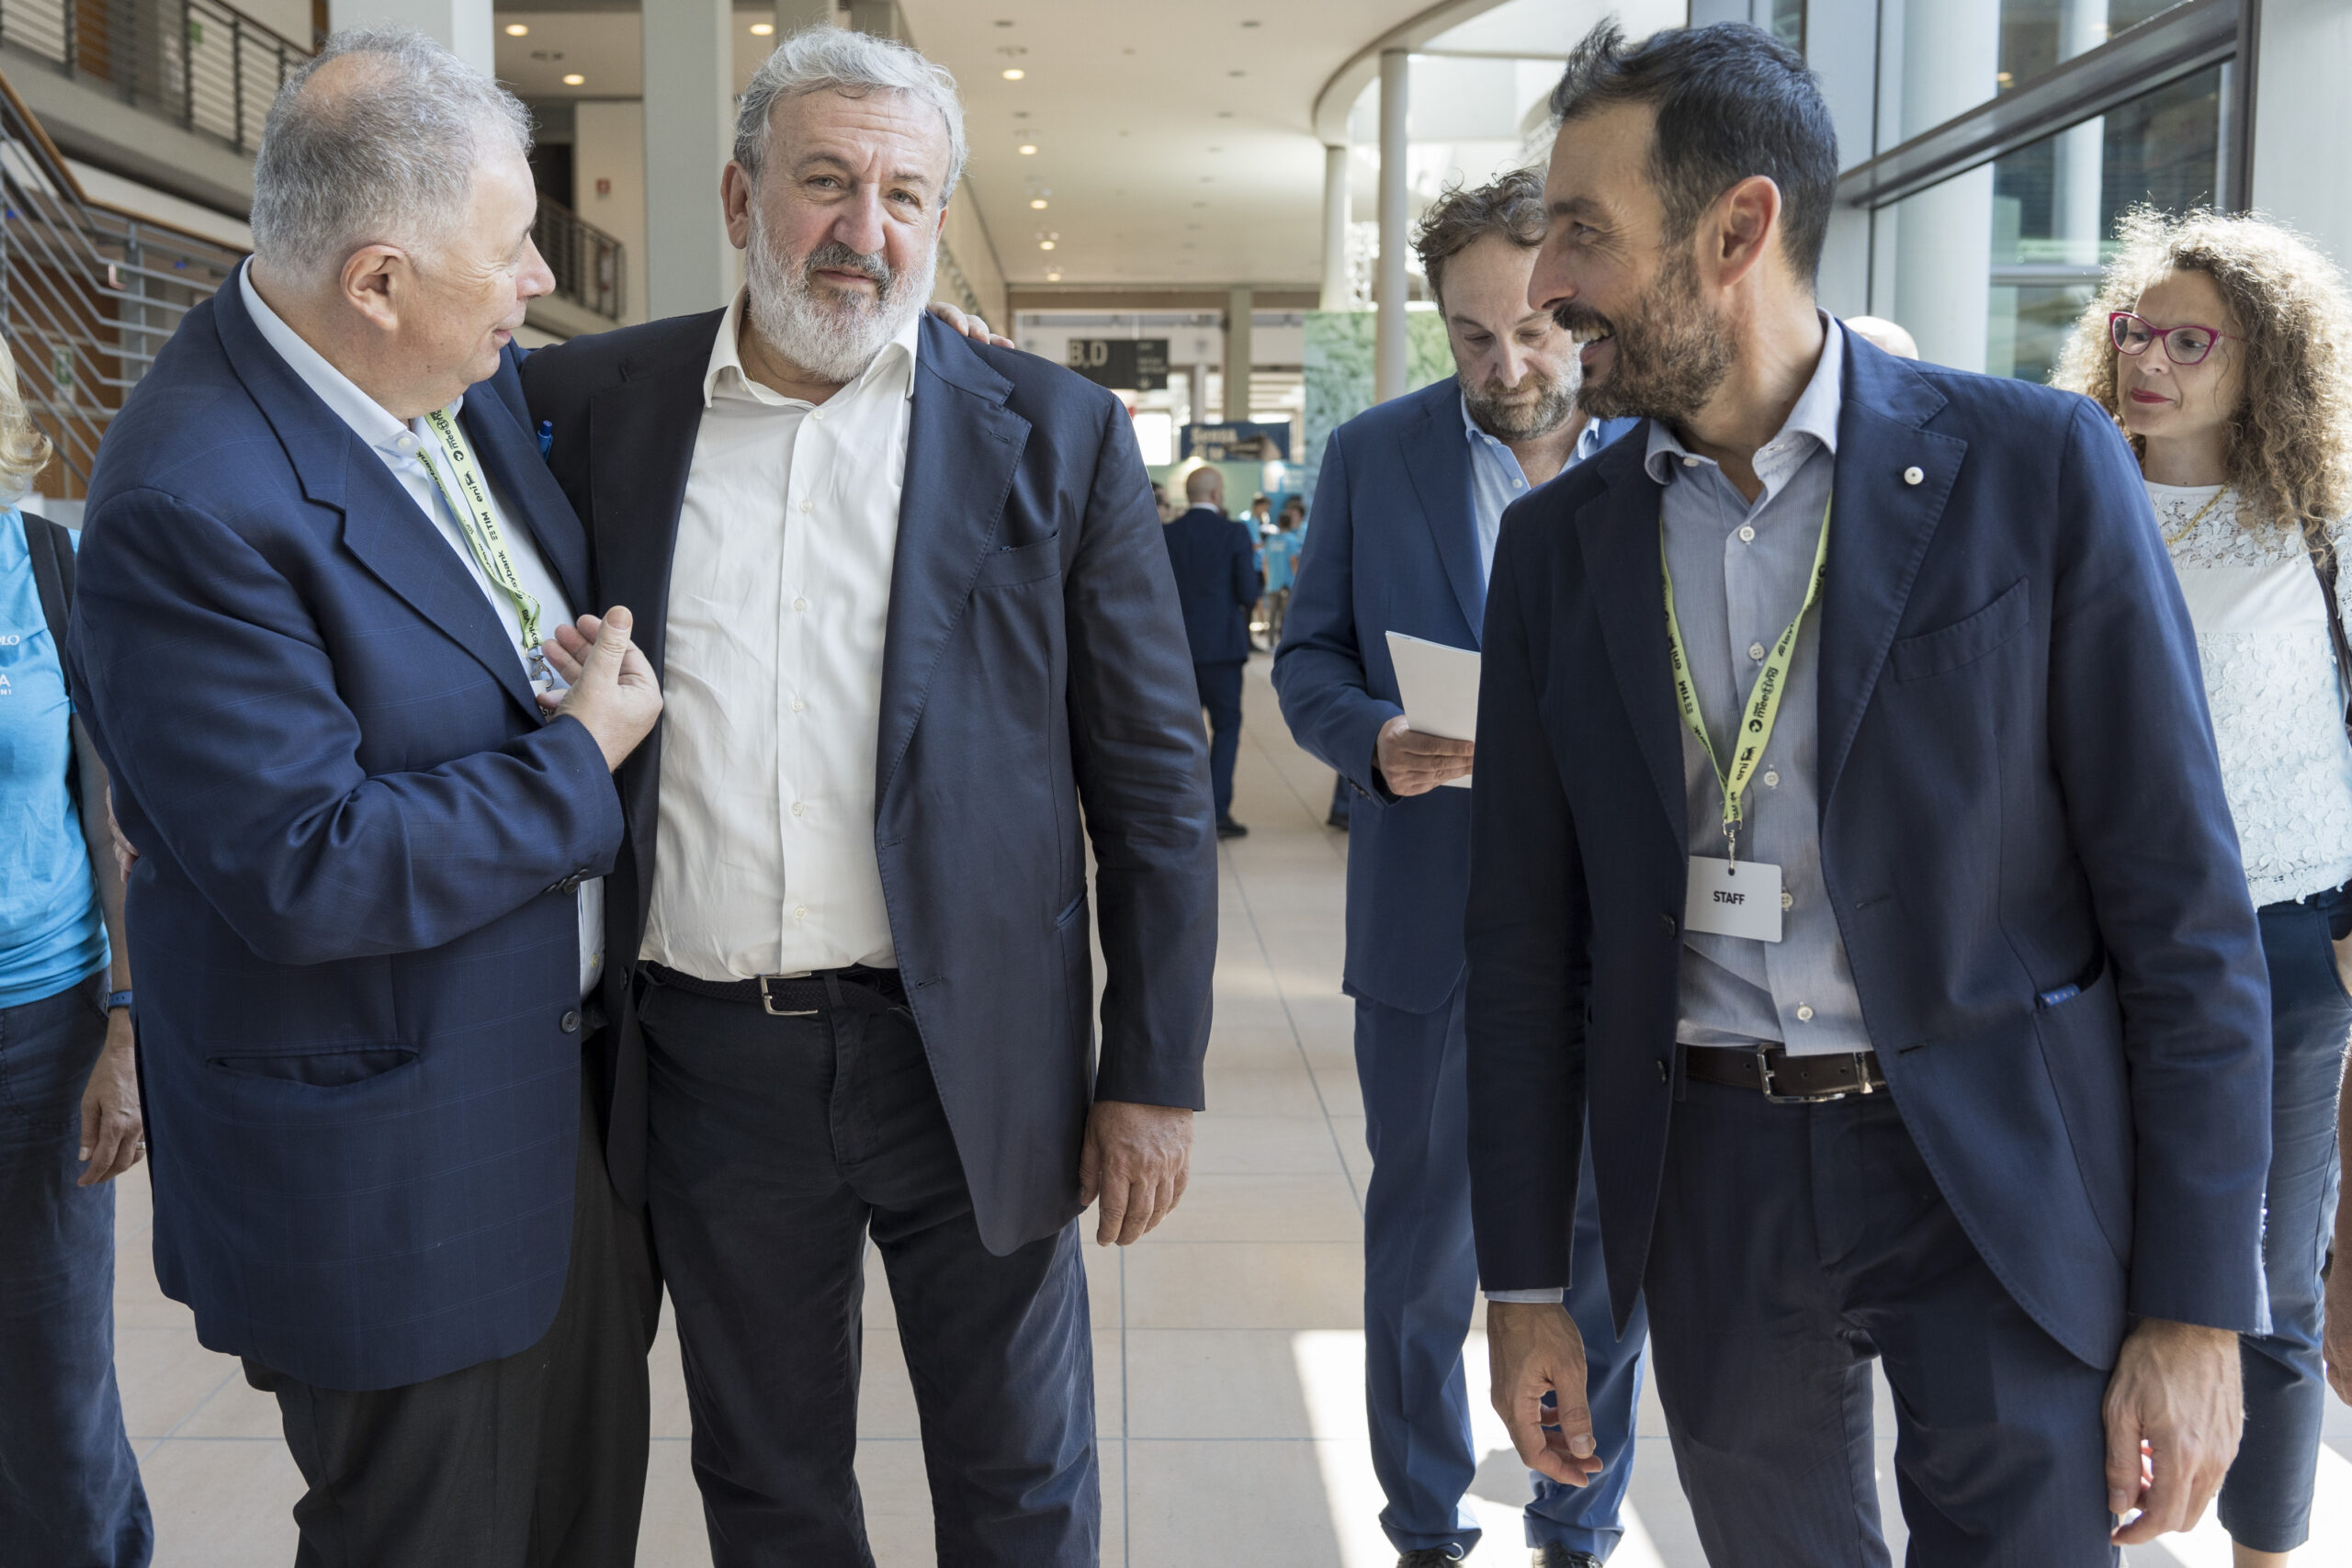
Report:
537,420,553,457
2037,983,2081,1009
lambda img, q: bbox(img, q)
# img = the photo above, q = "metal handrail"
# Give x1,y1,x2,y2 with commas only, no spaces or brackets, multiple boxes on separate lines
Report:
532,197,624,322
0,0,310,158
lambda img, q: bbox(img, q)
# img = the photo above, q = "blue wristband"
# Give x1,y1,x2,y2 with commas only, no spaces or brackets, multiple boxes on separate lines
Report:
104,989,134,1013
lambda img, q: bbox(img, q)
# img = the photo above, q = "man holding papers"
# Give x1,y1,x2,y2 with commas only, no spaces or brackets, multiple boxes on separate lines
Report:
1272,172,1637,1568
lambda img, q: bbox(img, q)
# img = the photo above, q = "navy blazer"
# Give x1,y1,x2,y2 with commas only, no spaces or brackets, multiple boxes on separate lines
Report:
63,272,623,1392
1160,504,1259,663
519,312,1217,1253
1465,333,2272,1371
1272,376,1634,1014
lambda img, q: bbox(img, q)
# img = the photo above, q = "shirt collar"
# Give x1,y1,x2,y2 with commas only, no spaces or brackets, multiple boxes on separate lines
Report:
702,288,923,410
1643,311,1844,486
238,261,460,460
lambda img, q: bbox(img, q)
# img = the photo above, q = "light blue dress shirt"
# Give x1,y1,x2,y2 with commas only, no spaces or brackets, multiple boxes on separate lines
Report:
1645,317,1870,1057
1462,390,1612,579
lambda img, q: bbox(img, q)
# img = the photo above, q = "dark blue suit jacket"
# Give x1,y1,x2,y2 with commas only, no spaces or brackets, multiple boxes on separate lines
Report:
62,271,623,1392
1465,333,2272,1370
1160,504,1259,664
519,312,1216,1253
1272,375,1634,1014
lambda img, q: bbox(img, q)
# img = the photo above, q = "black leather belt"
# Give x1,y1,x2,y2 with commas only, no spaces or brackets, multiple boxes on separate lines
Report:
1682,1043,1886,1103
641,962,906,1018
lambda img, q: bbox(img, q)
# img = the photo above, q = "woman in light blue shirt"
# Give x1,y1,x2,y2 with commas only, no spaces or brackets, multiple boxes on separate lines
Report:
0,340,150,1564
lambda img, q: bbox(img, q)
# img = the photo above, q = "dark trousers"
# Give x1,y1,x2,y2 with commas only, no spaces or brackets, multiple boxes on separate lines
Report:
1194,659,1245,821
1355,988,1644,1559
0,975,153,1568
1645,1076,2117,1567
243,1071,660,1568
2218,889,2352,1551
638,976,1097,1568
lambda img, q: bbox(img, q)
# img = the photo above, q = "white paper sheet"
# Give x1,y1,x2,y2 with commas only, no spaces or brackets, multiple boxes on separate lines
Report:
1383,631,1480,789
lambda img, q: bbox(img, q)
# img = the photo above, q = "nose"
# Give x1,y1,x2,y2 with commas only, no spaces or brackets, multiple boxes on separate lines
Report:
1497,335,1532,390
1528,232,1574,317
831,186,887,260
517,237,555,302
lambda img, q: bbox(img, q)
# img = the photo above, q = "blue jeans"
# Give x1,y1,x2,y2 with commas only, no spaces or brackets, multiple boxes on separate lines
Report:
0,975,153,1567
2217,888,2352,1552
1354,987,1645,1561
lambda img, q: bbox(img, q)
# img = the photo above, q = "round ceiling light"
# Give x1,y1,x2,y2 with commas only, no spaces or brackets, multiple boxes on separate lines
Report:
1029,198,1047,209
1018,144,1038,155
561,73,585,85
1039,240,1056,251
1001,68,1025,80
503,23,527,37
750,21,775,35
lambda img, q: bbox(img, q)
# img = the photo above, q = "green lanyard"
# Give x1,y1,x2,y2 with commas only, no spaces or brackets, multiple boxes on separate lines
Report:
1661,491,1832,863
419,408,544,660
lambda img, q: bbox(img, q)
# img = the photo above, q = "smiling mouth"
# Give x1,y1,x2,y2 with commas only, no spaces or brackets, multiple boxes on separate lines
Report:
2128,388,2169,404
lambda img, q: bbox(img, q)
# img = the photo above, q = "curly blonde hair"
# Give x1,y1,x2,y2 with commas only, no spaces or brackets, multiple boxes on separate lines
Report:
0,336,50,502
2054,208,2352,538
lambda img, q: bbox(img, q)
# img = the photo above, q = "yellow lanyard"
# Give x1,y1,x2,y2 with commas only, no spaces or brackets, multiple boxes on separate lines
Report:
419,408,544,660
1661,491,1832,863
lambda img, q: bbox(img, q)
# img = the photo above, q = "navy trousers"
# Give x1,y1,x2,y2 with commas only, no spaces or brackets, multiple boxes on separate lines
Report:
0,975,152,1568
1646,1073,2118,1567
1194,660,1244,821
639,976,1097,1568
1355,987,1645,1560
2217,889,2352,1551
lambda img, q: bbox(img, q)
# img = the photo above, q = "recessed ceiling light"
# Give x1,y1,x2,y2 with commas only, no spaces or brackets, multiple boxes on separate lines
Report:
561,73,584,85
1216,111,1233,118
1030,198,1048,209
503,23,527,36
1001,68,1024,80
1046,271,1061,281
1241,17,1261,26
1208,146,1222,152
1228,69,1246,78
750,21,774,35
996,17,1015,26
1019,144,1038,155
1039,240,1056,251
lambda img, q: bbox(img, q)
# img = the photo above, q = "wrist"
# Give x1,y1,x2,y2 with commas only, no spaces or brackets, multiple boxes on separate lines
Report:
104,989,133,1014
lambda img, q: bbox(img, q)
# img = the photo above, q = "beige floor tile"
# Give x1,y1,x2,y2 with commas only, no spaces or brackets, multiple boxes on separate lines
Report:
141,1438,301,1566
635,1441,713,1568
1124,1438,1346,1566
1122,1242,1363,1331
1202,1057,1329,1118
1325,1116,1374,1194
1151,1174,1361,1245
1123,1330,1324,1440
168,1361,286,1440
114,1325,243,1440
1190,1114,1351,1176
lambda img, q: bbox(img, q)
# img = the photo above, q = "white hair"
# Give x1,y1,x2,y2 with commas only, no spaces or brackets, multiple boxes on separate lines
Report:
734,26,967,200
250,28,532,276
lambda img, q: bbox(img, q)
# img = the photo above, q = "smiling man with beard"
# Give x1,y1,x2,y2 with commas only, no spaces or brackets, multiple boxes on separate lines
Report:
1273,170,1639,1568
518,26,1216,1567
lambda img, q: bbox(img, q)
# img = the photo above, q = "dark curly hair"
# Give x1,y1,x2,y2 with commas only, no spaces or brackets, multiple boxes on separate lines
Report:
1412,167,1548,309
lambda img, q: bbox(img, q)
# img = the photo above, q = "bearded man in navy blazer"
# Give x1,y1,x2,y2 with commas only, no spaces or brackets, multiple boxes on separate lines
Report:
1274,170,1639,1568
63,31,666,1567
1471,23,2270,1567
520,28,1215,1568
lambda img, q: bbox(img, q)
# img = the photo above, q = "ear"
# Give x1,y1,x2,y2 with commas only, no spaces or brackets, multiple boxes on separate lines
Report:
339,245,408,334
1705,175,1784,291
722,162,755,251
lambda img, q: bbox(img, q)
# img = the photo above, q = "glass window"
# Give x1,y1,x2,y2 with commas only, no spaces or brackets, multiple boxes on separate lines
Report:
1770,0,1804,53
1884,0,2200,148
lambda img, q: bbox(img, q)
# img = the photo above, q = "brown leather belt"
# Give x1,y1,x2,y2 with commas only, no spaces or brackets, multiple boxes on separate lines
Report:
1681,1043,1887,1103
641,963,906,1018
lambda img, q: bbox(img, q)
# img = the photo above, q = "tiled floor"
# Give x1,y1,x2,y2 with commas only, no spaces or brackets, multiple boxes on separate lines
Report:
116,655,2352,1566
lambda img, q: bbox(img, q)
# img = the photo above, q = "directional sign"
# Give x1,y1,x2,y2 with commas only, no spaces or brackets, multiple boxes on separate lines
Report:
1063,337,1170,390
1182,421,1292,462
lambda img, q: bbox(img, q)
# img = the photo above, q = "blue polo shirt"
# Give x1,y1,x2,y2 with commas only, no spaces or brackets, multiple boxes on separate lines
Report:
0,510,107,1009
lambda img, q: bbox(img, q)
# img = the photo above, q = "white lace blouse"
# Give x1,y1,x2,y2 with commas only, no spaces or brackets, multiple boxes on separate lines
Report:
2152,480,2352,906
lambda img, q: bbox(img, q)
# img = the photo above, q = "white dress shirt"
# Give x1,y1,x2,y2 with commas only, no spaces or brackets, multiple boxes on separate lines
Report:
238,264,605,999
639,291,920,981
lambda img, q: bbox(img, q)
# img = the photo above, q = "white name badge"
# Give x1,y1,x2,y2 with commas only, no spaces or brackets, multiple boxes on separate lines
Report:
1683,857,1784,942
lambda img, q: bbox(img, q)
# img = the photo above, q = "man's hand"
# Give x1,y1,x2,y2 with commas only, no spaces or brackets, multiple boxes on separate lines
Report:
925,300,1015,349
537,607,663,771
77,1009,142,1186
1077,1100,1193,1246
1374,714,1475,796
2103,1317,2243,1543
1487,1301,1605,1488
2328,1260,2352,1406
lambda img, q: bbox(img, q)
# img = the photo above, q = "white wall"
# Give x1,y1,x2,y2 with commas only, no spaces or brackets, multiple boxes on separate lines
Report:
2253,0,2352,274
574,100,648,325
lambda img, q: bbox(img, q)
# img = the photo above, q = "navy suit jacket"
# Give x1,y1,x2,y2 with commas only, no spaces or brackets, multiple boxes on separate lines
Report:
1465,333,2272,1370
1160,504,1259,663
1272,375,1634,1014
63,272,623,1392
519,312,1216,1253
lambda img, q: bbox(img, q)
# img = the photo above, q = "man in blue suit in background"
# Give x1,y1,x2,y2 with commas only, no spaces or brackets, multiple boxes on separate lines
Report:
1474,25,2267,1564
1164,465,1262,838
64,34,665,1566
1273,172,1642,1568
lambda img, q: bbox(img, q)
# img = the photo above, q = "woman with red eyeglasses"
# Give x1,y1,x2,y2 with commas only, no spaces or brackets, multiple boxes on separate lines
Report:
2058,208,2352,1568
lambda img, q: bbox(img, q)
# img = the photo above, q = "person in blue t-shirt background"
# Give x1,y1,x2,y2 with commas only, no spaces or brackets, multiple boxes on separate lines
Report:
0,339,152,1565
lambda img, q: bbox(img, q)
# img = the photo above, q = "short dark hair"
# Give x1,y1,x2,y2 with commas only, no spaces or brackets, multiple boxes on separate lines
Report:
1413,167,1548,308
1549,21,1839,282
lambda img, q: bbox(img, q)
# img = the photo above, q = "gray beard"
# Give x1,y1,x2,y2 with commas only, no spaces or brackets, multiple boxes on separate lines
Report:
742,211,936,385
1555,245,1734,425
1461,365,1579,443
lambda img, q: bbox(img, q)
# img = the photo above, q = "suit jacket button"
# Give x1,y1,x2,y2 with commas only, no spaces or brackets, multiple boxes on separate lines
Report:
556,873,583,894
1659,912,1678,935
560,1010,582,1034
1657,1058,1670,1084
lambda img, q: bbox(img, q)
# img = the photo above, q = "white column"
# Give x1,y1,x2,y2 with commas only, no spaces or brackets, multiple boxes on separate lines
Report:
1374,50,1409,402
1319,143,1351,312
327,0,492,73
1187,361,1208,432
640,0,737,320
2050,0,2107,267
1893,0,1997,371
2252,0,2352,270
1225,288,1253,423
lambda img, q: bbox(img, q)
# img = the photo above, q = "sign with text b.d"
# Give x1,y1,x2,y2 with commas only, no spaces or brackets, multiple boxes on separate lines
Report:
1182,421,1292,462
1064,337,1170,390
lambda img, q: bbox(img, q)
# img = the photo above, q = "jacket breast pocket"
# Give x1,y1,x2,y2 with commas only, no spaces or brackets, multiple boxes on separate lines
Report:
1889,578,2030,682
975,535,1063,589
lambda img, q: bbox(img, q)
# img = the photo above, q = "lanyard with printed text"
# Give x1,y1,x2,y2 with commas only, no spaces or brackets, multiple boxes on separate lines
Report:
420,408,547,677
1661,491,1832,863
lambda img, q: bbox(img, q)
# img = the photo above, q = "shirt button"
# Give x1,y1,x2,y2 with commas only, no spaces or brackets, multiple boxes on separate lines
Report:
1796,1005,1815,1022
793,597,808,612
793,906,808,921
1762,770,1780,787
1781,890,1794,910
790,697,806,713
1738,525,1756,543
790,801,805,817
811,409,825,421
1903,466,1925,486
560,1009,582,1034
1748,641,1766,661
798,498,813,513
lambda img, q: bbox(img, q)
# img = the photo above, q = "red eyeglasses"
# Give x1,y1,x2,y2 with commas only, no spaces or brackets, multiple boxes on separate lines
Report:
2109,310,2243,367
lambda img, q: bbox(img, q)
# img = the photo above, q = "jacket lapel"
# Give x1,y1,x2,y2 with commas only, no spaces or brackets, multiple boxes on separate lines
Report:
1399,390,1487,644
213,270,543,724
876,316,1031,798
1816,339,1967,808
1577,438,1687,840
583,312,720,677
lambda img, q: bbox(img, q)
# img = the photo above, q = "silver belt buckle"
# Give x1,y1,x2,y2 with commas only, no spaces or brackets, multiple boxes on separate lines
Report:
1754,1043,1850,1105
758,972,819,1018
